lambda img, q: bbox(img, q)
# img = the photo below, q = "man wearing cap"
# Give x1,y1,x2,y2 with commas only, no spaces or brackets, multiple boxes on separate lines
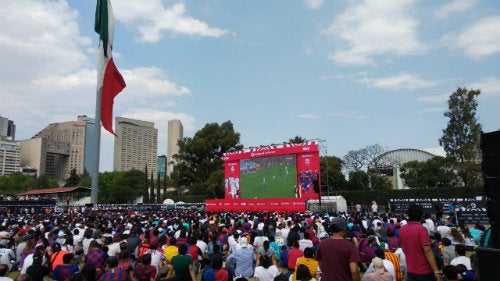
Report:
315,217,361,281
225,237,255,279
399,205,441,281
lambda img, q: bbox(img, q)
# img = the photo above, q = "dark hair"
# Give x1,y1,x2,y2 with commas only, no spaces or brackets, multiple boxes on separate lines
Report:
212,255,223,270
454,244,466,256
304,247,314,258
442,265,458,280
140,253,152,265
375,248,385,259
455,264,467,273
63,253,74,264
442,237,452,246
259,255,272,268
295,264,313,281
178,244,188,255
407,205,424,222
105,256,118,268
263,240,270,251
14,274,31,281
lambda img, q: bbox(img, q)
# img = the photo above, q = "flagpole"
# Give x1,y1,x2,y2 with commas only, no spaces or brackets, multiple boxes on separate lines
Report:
91,88,102,206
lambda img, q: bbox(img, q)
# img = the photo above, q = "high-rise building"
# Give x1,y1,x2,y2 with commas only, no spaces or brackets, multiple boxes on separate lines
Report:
0,139,21,176
167,119,183,176
157,155,166,179
0,116,16,141
21,116,95,180
113,117,158,176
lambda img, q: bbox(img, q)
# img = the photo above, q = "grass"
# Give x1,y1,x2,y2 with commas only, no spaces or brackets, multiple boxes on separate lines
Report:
240,165,297,199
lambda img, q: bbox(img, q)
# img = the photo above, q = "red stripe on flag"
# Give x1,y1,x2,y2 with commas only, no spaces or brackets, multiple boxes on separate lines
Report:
101,57,126,135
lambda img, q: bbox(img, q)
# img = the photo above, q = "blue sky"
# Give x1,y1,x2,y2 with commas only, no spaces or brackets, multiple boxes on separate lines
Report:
1,0,499,172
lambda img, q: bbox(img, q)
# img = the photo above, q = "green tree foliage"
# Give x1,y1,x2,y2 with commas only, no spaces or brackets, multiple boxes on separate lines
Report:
171,121,243,197
439,87,482,187
0,172,34,194
149,171,155,203
64,168,80,187
97,170,147,203
288,136,307,144
347,170,369,190
320,156,347,194
33,176,58,189
78,170,91,187
400,157,460,188
143,165,149,203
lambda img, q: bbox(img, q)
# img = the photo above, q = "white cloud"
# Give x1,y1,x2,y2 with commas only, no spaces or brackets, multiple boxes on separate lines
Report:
452,16,500,60
468,77,500,96
422,107,445,113
0,1,91,82
434,0,478,19
332,111,365,119
323,0,426,65
304,0,325,10
298,113,317,119
113,1,227,43
361,73,438,91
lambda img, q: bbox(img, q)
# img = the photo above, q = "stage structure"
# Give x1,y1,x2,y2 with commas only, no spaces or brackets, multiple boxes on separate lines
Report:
205,141,320,212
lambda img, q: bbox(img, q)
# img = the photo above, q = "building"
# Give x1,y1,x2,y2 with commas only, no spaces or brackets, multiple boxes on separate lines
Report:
113,117,158,176
167,119,183,176
0,139,21,176
372,148,436,189
157,155,166,179
20,116,95,181
0,116,16,141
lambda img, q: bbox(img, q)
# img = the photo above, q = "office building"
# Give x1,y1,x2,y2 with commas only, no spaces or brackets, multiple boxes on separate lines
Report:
113,117,158,176
167,119,183,176
21,116,95,180
0,116,16,141
0,139,21,176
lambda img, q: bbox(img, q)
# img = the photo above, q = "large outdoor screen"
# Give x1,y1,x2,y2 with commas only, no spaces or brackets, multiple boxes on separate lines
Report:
223,142,320,200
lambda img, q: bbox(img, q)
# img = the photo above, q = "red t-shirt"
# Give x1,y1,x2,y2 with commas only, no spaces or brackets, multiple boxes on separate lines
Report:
399,221,433,275
315,238,361,281
287,248,304,270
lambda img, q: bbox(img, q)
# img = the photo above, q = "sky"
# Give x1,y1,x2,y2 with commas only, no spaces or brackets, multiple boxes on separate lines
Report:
1,0,499,172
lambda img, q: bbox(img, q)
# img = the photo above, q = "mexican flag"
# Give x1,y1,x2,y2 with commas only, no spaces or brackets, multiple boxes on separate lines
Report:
95,0,126,135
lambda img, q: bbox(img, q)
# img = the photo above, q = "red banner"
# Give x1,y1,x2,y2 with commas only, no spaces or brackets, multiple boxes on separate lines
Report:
205,198,306,212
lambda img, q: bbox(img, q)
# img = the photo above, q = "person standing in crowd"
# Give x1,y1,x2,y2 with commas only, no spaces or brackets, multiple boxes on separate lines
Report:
371,201,379,216
85,240,109,280
315,217,361,281
399,204,441,281
133,253,157,281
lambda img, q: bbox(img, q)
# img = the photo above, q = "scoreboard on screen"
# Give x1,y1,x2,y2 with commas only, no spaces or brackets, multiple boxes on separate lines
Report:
222,142,321,200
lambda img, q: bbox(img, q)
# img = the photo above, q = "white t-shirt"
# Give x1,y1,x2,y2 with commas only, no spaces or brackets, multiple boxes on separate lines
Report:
254,265,280,281
450,255,472,270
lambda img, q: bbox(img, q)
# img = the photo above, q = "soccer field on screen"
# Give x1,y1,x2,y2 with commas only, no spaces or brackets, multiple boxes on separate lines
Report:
240,165,297,198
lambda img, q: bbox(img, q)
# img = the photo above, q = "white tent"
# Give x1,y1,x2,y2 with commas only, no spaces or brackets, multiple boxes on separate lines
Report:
163,198,175,205
308,195,347,213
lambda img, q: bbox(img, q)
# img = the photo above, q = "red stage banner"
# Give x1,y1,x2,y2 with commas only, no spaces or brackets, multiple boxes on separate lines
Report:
205,198,306,212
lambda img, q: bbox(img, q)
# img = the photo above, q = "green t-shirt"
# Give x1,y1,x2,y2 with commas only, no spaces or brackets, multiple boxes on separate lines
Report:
171,254,193,281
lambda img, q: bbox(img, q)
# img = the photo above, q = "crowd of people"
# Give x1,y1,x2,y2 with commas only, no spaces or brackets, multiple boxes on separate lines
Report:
0,203,493,281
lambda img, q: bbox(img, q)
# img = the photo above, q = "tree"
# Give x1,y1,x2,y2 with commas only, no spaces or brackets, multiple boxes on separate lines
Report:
113,170,147,203
342,149,367,172
78,170,91,187
400,157,460,188
288,136,307,144
347,170,369,190
64,168,80,187
171,121,243,196
320,156,347,193
143,165,149,203
439,87,482,187
0,172,34,194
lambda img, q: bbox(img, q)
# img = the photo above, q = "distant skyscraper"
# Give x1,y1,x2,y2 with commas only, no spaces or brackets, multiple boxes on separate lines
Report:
157,155,166,179
167,119,183,176
0,139,20,176
0,116,16,141
23,116,95,181
114,117,158,177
